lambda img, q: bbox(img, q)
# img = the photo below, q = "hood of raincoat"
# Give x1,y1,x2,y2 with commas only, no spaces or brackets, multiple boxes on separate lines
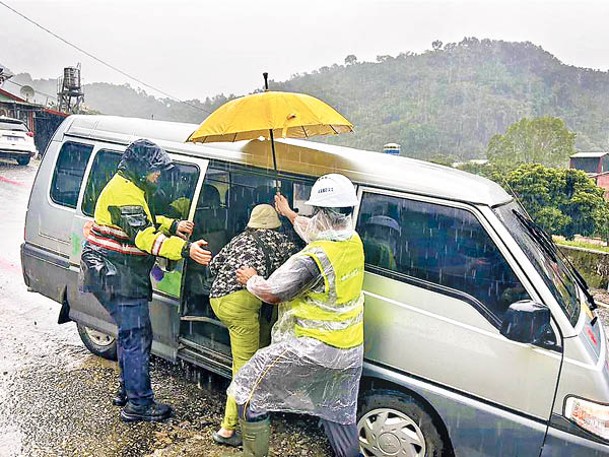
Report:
117,139,173,190
296,207,355,243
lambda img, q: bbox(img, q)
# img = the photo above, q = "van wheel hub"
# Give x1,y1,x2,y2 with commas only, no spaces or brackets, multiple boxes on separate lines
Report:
84,327,115,347
358,408,426,456
378,432,400,453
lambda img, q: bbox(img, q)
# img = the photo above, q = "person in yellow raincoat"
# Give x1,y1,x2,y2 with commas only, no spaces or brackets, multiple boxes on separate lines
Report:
80,139,212,423
230,174,365,457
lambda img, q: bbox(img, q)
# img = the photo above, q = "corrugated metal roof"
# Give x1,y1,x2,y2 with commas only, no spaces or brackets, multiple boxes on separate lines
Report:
570,151,609,158
0,88,67,116
0,87,26,103
0,88,41,107
0,92,28,104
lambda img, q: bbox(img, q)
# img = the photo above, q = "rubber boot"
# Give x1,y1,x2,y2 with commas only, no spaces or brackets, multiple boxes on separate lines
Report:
239,417,271,457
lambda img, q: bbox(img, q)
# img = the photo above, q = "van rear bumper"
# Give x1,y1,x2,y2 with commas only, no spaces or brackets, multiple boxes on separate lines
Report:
21,242,70,304
541,425,609,456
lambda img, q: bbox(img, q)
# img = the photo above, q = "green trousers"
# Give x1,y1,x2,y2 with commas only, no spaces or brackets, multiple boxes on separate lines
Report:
210,289,262,431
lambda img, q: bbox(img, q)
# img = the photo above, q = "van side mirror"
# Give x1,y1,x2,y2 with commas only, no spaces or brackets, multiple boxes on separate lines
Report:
500,300,556,347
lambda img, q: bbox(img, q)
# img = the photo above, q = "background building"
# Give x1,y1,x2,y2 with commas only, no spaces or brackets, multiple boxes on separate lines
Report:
570,151,609,198
0,87,67,155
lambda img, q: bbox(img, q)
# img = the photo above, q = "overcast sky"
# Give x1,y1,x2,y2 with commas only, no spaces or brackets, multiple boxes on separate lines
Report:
2,0,609,103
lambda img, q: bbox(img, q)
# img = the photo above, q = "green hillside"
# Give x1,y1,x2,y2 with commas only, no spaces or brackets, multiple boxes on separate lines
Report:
9,38,609,160
276,38,609,159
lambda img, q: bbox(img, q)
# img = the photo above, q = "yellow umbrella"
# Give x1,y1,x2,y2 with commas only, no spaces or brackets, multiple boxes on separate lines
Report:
186,91,353,142
186,73,353,186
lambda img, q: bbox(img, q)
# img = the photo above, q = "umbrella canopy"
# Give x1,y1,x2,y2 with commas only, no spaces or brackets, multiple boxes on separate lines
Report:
186,90,353,144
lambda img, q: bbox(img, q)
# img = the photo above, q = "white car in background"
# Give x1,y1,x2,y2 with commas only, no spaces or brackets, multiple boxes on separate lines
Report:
0,116,37,166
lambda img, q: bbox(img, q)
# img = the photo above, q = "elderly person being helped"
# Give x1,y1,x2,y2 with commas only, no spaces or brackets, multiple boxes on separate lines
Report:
209,204,297,447
230,174,365,457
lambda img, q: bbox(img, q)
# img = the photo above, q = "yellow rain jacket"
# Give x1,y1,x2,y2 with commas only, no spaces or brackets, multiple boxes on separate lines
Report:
81,173,188,300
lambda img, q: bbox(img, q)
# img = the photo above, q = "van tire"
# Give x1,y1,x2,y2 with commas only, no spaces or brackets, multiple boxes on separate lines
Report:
357,389,446,457
76,323,118,361
16,156,30,166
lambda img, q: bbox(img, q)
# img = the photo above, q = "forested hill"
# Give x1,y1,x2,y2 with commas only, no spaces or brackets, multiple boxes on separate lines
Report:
9,38,609,160
277,38,609,159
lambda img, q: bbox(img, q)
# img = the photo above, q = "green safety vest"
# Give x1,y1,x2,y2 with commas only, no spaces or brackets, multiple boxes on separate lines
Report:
289,234,365,349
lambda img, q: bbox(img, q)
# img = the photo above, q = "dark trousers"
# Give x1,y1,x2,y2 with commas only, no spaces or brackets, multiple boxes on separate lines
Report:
99,294,154,406
320,419,360,457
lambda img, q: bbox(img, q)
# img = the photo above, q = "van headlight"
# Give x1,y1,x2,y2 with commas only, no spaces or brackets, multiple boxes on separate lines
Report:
565,397,609,441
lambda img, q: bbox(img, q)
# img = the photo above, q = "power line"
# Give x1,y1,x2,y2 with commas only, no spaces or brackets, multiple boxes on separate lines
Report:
0,1,211,115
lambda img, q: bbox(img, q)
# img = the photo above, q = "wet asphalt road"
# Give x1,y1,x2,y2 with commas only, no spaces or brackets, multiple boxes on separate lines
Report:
0,159,331,457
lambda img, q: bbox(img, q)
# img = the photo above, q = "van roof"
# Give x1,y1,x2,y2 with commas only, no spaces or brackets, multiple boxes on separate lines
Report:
63,115,512,206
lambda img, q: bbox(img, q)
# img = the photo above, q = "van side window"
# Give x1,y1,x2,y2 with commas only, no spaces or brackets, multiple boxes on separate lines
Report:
148,162,200,219
82,151,199,219
81,149,122,216
196,162,312,242
50,142,94,209
356,192,530,326
183,162,312,312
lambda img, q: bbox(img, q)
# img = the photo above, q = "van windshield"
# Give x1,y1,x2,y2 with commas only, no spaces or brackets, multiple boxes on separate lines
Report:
494,201,581,326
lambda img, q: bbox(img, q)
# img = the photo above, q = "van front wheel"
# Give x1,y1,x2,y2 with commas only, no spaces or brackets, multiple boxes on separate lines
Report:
357,390,446,457
76,323,117,361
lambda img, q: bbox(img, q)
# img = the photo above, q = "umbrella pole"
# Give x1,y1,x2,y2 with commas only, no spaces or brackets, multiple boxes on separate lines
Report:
269,128,280,193
263,73,280,193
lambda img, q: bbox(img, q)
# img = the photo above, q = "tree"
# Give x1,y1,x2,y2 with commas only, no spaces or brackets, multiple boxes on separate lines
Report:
376,55,392,63
487,116,576,169
432,40,443,51
344,54,358,65
504,164,609,239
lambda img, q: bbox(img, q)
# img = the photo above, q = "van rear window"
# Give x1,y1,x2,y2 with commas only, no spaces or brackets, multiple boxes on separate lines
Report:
50,142,93,209
81,149,122,216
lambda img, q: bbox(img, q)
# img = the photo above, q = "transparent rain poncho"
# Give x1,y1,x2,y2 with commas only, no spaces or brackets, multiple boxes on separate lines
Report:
228,209,364,425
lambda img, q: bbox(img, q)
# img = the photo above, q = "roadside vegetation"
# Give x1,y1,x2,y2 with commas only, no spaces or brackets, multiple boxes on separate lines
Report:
456,115,609,244
553,237,609,254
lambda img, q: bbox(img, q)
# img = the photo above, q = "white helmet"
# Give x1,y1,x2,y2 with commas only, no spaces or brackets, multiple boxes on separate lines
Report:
305,174,359,208
366,215,401,234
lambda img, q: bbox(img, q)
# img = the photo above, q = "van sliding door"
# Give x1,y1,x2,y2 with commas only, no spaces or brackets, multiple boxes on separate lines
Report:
68,146,209,362
178,161,312,375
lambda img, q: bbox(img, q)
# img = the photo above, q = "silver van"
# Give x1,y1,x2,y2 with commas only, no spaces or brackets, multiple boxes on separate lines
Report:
21,115,609,456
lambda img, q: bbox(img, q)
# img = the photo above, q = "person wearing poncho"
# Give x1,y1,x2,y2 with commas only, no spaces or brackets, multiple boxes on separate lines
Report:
230,174,365,457
209,204,297,447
